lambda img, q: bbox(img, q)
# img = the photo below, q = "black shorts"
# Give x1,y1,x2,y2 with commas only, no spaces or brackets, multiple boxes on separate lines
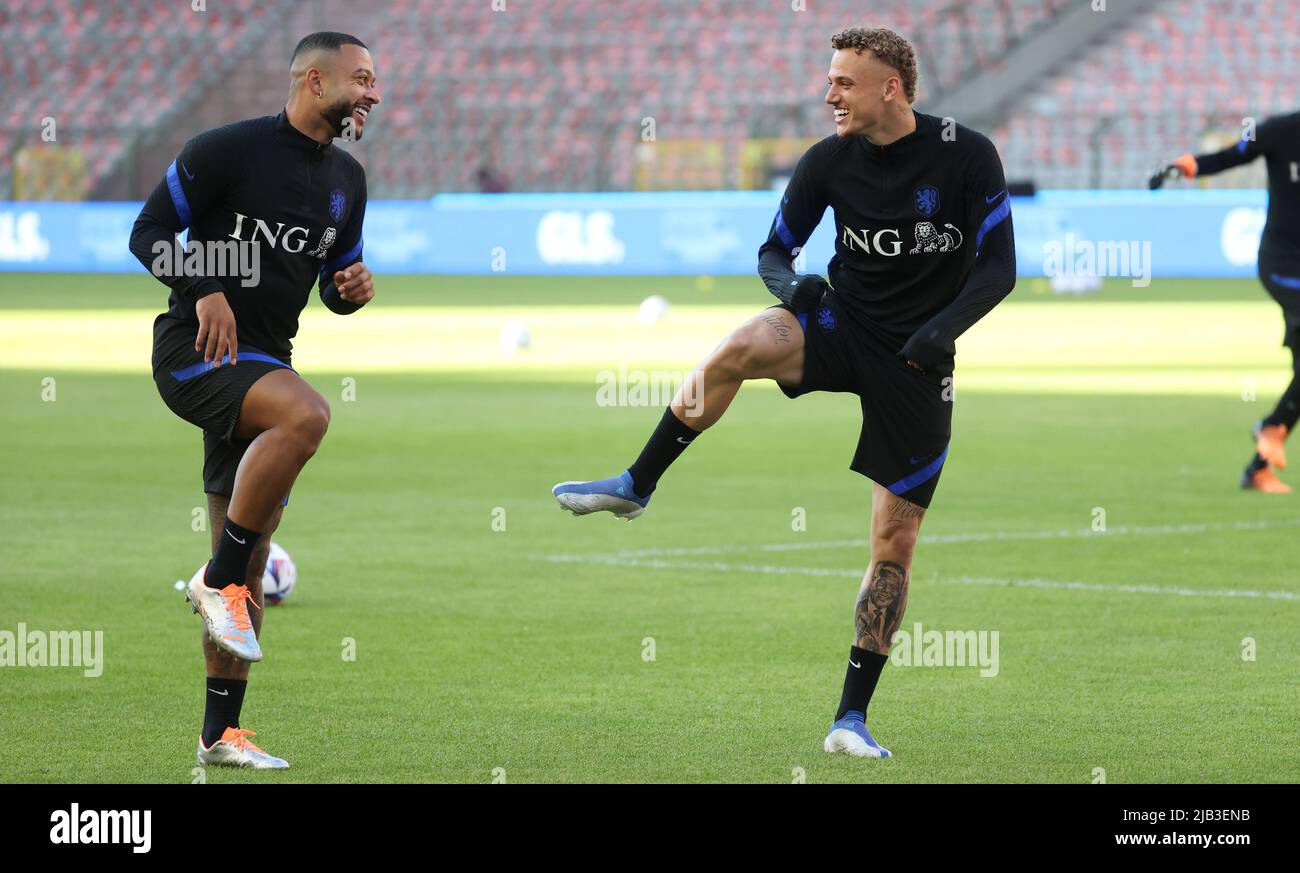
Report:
775,291,952,508
151,315,294,499
1259,257,1300,349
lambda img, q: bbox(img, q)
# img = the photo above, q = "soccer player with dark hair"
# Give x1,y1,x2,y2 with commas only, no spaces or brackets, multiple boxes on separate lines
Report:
130,31,379,768
1153,111,1300,493
553,27,1016,757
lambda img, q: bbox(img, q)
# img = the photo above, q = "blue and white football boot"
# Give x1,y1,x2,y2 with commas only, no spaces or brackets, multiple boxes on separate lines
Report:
824,711,892,758
552,470,650,521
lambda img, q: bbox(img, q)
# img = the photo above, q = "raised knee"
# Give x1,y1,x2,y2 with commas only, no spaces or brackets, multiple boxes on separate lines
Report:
715,327,761,378
289,399,330,450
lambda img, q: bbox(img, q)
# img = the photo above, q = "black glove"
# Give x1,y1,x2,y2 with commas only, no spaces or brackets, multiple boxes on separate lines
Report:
1148,166,1176,189
899,330,954,376
1149,154,1196,189
785,274,829,313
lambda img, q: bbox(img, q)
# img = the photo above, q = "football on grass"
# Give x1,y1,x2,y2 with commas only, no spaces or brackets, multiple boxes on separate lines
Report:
262,542,297,605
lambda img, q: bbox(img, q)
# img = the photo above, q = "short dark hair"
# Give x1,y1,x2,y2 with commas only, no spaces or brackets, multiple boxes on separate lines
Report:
290,31,368,69
830,27,917,103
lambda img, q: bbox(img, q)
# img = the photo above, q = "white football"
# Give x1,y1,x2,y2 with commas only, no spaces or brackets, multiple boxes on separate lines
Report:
638,295,670,326
188,542,297,605
262,542,297,605
499,320,531,353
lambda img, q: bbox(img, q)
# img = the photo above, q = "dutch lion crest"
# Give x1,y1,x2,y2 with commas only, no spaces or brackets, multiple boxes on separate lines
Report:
914,185,940,218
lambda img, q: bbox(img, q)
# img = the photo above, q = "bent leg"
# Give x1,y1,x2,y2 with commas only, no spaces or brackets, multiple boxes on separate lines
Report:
226,369,331,531
1246,274,1300,487
1262,343,1300,431
671,307,805,430
623,308,806,497
556,307,808,513
204,493,284,681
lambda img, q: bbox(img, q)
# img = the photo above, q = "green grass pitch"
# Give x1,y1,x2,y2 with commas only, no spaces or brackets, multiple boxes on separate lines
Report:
0,272,1297,783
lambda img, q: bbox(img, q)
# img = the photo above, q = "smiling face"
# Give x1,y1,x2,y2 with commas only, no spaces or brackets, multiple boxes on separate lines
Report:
325,44,380,140
824,48,906,138
314,44,381,141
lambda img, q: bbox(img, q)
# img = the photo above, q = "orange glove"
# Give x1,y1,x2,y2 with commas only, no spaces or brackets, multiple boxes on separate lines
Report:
1150,154,1198,188
1172,153,1198,178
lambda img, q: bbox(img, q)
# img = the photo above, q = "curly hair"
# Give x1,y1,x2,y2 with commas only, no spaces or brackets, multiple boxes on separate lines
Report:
830,27,918,103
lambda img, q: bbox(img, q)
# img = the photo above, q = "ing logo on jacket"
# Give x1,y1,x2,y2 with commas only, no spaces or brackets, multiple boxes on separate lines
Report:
909,221,963,254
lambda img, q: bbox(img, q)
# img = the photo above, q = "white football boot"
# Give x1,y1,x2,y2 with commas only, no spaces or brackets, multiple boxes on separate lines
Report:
824,712,892,758
186,565,263,662
197,727,289,769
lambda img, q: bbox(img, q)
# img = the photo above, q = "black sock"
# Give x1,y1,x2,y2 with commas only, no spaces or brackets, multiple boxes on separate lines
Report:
835,646,889,721
207,518,261,589
201,677,247,748
626,407,701,497
1247,452,1268,473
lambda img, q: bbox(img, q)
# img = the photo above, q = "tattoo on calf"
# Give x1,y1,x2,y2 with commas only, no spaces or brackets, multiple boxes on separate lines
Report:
758,312,793,343
855,560,909,653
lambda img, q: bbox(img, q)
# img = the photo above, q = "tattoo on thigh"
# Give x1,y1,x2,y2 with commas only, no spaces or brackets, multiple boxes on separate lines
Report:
886,497,925,522
855,560,909,653
758,312,793,344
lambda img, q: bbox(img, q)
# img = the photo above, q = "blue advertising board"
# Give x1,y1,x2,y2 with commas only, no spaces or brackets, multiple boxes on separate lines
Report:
0,190,1271,279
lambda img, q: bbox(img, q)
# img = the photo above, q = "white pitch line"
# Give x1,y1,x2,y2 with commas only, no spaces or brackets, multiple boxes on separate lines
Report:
556,517,1300,561
544,553,861,578
539,555,1299,602
940,574,1299,602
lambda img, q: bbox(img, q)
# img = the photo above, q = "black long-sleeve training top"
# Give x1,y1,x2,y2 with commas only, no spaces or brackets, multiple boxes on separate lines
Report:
129,110,368,362
1194,110,1300,270
758,110,1016,372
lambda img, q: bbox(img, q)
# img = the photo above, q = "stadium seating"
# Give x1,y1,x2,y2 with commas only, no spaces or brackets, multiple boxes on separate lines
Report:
20,0,1297,194
322,0,1071,194
3,0,1070,197
1,0,283,198
995,0,1300,188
